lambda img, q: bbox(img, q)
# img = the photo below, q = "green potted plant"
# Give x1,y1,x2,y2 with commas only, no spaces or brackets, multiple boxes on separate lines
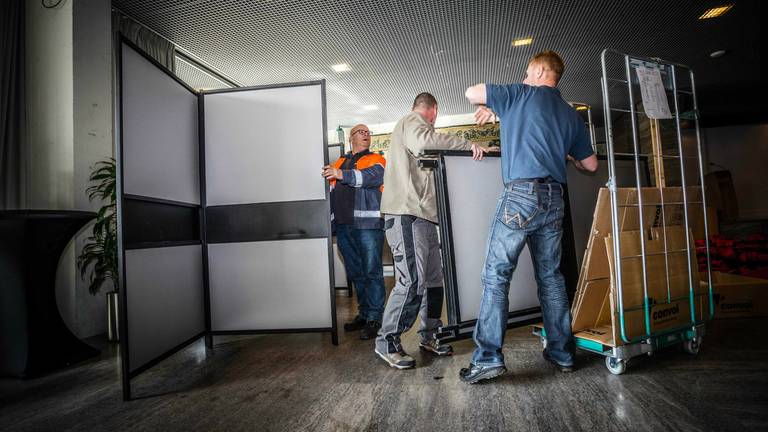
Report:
77,158,120,342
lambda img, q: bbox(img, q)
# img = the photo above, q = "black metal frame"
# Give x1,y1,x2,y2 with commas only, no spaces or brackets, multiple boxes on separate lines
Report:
116,40,337,401
200,80,337,345
114,33,130,403
198,92,214,350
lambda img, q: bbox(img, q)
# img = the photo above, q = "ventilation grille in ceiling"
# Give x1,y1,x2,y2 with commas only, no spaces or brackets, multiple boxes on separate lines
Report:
175,55,232,91
114,0,761,128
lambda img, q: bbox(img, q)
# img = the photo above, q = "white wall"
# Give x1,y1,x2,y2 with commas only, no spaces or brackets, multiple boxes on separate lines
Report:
705,123,768,220
26,0,75,209
25,0,114,339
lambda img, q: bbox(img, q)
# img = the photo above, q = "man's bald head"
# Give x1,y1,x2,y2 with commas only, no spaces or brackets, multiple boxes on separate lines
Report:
349,124,371,153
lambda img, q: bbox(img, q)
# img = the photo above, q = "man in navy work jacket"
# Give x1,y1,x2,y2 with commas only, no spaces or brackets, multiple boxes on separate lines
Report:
323,124,387,340
459,50,598,383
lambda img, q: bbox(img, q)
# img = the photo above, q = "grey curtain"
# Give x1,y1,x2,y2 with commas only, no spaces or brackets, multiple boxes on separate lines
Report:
113,12,176,72
0,0,25,209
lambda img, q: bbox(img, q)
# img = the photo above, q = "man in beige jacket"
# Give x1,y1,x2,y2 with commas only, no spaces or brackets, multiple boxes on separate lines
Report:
375,92,488,369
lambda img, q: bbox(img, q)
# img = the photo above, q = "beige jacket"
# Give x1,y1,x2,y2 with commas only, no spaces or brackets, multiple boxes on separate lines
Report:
380,111,472,223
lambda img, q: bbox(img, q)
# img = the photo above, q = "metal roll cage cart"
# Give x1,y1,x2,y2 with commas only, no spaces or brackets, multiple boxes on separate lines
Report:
534,49,714,374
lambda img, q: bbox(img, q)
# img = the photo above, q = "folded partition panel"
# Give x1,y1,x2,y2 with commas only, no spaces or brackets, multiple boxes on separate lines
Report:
202,82,336,342
123,246,205,368
116,40,206,400
427,151,580,342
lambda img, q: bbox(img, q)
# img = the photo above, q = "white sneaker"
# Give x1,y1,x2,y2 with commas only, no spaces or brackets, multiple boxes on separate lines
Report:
375,348,416,369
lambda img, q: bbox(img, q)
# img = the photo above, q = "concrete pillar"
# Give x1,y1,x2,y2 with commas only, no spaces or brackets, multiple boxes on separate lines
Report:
25,0,114,339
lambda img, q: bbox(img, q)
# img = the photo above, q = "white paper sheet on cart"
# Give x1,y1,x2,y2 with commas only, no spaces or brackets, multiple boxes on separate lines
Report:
635,66,672,119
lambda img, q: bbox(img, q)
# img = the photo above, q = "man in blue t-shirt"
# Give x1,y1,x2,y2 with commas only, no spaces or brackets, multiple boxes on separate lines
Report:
459,50,598,384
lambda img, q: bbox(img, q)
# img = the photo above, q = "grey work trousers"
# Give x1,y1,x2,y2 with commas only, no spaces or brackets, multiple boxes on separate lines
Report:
376,214,444,354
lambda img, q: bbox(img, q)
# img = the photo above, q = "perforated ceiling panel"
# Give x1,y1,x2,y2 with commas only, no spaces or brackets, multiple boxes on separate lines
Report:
175,55,232,91
114,0,766,128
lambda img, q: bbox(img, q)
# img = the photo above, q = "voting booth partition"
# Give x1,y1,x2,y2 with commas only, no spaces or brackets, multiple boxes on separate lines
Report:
427,151,649,342
116,40,335,401
427,152,549,342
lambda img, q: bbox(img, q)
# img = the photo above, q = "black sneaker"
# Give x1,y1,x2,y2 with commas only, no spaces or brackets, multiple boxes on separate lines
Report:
419,339,453,356
343,315,366,332
360,321,381,340
459,363,507,384
542,350,574,373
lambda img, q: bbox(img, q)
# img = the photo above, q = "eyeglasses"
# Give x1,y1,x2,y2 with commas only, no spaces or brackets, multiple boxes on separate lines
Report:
351,129,371,137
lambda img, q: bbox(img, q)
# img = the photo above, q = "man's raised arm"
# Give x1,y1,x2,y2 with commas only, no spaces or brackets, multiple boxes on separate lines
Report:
465,84,487,105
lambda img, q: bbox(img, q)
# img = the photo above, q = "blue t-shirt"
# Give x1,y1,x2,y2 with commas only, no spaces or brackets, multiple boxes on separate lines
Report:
486,83,593,184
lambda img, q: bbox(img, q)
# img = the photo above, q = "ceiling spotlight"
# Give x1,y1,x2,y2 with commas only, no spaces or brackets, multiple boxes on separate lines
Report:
512,37,533,47
699,5,733,19
709,50,727,58
362,105,379,111
331,63,351,72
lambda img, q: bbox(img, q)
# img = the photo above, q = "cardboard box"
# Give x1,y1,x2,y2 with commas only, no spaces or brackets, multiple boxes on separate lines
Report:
569,187,712,347
711,272,768,319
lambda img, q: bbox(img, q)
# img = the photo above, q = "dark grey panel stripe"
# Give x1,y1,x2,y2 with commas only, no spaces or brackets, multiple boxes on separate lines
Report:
123,198,200,247
206,200,330,244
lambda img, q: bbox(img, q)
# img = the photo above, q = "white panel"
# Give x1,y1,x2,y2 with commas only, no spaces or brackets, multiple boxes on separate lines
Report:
328,145,343,164
209,239,332,330
125,245,205,372
204,85,326,206
121,43,200,205
444,156,540,322
333,242,348,287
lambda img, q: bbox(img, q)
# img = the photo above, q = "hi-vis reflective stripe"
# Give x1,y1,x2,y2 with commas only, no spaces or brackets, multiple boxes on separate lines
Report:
354,210,381,218
353,170,363,187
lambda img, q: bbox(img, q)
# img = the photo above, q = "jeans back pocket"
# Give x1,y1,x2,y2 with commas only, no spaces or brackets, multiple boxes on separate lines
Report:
499,190,541,229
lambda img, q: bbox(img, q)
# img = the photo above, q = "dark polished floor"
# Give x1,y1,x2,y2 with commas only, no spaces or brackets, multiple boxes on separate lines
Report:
2,281,767,432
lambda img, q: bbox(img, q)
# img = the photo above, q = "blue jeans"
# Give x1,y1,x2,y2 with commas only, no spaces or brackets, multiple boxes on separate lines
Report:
471,181,575,367
336,224,386,322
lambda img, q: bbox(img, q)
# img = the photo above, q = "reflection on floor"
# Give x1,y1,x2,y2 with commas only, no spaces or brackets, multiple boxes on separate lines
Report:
1,278,767,431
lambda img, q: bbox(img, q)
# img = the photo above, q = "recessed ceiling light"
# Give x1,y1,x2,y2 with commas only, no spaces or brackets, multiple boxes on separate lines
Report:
710,50,727,58
512,37,533,47
699,5,733,19
362,105,378,111
331,63,351,72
